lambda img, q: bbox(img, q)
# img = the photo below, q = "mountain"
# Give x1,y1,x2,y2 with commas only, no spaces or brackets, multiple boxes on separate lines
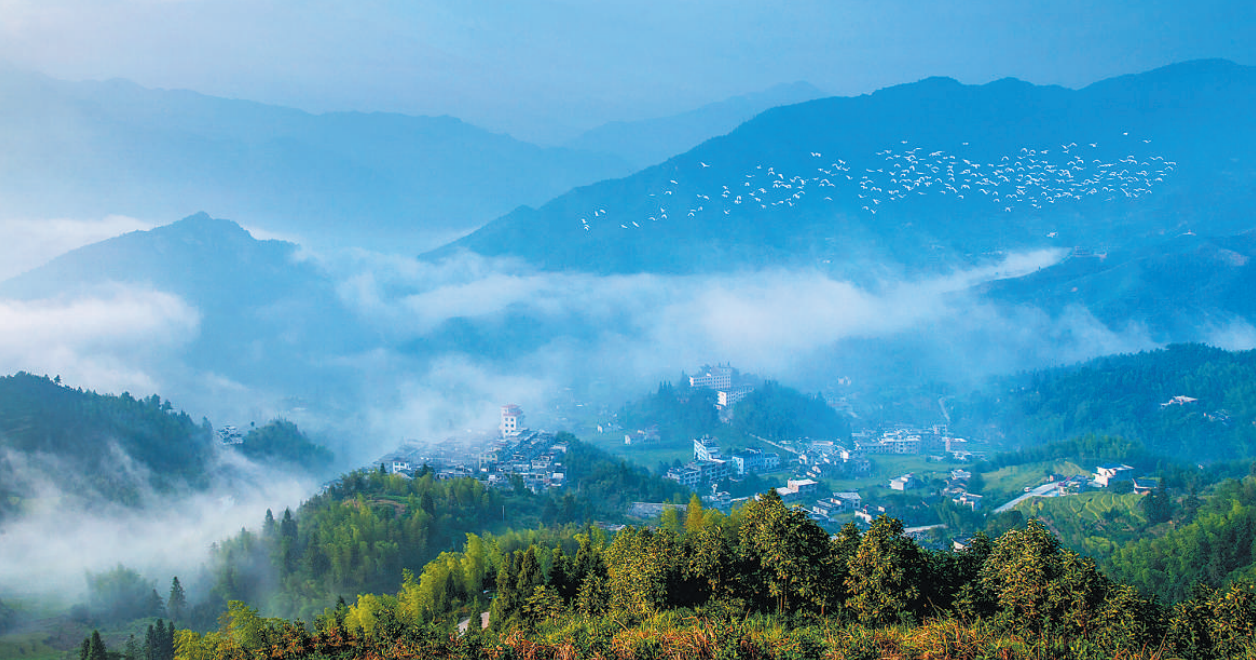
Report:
564,81,827,170
980,229,1256,341
430,60,1256,281
952,343,1256,463
0,213,361,399
0,69,633,253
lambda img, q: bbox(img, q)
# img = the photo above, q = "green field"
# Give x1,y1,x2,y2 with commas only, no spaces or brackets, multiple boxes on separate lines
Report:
981,460,1089,502
1014,490,1147,558
0,632,59,660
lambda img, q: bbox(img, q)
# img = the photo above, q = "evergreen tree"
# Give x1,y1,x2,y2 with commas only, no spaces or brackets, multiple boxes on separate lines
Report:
168,577,186,624
146,588,166,618
124,634,141,660
87,630,107,660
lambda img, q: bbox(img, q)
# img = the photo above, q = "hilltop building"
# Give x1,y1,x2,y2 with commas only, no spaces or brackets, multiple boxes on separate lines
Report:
500,404,525,438
688,363,759,409
689,364,735,390
1095,463,1135,487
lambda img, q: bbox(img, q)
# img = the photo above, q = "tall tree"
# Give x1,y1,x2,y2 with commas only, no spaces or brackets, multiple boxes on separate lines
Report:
87,630,108,660
168,577,186,624
844,515,928,625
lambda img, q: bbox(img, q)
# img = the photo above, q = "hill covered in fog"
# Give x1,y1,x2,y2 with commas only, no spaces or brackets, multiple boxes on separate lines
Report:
0,70,633,253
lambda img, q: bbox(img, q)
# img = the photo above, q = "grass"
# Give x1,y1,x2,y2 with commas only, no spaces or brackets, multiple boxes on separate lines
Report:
1014,490,1148,557
981,460,1088,502
0,632,60,660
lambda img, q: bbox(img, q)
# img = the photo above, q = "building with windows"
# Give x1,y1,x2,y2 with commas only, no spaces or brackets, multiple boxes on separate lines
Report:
728,448,780,476
500,404,525,438
694,436,722,462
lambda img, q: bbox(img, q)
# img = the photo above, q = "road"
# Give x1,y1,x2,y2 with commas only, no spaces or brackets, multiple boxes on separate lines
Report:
994,481,1065,513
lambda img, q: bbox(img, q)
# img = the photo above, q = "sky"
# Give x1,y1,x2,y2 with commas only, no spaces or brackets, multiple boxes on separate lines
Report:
1,0,1253,143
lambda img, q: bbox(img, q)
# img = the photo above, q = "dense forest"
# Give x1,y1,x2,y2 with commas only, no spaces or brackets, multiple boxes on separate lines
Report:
231,419,336,474
165,490,1256,659
0,373,337,521
183,434,688,626
0,372,214,514
953,343,1256,461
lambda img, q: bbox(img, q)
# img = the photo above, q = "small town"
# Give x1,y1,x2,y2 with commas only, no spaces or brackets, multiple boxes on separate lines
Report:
346,361,1158,549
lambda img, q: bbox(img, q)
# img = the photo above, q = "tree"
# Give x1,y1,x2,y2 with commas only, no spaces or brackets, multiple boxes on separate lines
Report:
739,490,839,614
844,516,928,625
147,588,166,618
168,577,187,624
88,630,108,660
979,519,1111,635
1142,483,1173,523
124,634,141,660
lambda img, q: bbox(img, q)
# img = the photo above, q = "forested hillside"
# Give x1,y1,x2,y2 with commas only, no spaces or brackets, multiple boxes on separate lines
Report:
0,372,213,514
619,379,847,447
172,492,1256,660
954,343,1256,461
188,434,688,625
0,373,336,521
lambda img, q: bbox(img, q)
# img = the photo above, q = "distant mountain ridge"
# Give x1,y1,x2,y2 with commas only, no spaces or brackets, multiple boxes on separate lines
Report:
431,60,1256,281
564,81,827,169
0,70,633,253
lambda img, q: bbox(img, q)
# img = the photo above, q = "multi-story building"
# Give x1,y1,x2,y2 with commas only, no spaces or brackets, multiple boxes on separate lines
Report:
694,436,722,462
689,364,736,390
500,404,525,438
728,448,780,476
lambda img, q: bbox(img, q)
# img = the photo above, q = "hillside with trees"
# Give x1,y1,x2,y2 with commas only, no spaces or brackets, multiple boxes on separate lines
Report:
186,433,688,625
172,492,1256,659
0,372,214,513
953,343,1256,462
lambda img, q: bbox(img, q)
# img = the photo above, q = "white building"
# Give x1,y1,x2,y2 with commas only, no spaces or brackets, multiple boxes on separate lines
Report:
1095,464,1134,487
694,436,722,462
500,404,525,438
690,364,735,390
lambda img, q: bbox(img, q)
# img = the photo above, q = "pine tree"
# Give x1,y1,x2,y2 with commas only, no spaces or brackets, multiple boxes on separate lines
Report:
147,588,166,618
168,577,186,625
124,634,141,660
88,630,108,660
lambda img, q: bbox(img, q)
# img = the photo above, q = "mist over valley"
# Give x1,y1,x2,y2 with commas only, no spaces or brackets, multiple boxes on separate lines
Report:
1,6,1256,656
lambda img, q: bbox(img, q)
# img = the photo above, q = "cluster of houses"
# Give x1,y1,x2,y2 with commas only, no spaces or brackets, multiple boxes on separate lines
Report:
851,426,977,461
664,436,782,488
796,426,980,481
1094,463,1160,493
374,405,571,493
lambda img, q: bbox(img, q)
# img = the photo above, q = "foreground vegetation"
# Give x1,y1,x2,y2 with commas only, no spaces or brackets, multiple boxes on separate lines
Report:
164,489,1256,659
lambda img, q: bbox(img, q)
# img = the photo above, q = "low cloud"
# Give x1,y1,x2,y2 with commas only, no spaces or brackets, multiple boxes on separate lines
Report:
0,215,155,281
0,284,200,394
0,444,313,599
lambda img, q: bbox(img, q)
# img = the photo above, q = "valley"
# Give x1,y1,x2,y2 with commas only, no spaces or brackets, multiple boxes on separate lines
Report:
2,51,1256,659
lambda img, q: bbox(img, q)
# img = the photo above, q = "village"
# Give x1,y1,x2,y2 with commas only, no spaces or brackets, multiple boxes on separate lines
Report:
338,362,1160,545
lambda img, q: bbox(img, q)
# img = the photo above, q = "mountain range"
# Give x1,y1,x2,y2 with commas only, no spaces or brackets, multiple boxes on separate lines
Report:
562,81,827,170
4,60,1256,427
0,69,631,253
432,60,1256,282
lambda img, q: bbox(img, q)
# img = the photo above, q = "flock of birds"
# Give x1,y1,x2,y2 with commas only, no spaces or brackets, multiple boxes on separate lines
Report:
575,132,1177,234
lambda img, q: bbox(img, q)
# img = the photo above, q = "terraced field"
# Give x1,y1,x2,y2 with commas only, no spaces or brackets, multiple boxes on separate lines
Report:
1015,490,1148,558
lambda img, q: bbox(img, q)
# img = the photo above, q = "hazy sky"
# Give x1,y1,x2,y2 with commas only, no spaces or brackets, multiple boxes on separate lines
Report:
1,1,1253,142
